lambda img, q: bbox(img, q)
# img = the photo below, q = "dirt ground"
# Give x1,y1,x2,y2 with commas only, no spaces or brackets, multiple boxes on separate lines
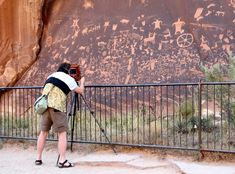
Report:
0,139,235,174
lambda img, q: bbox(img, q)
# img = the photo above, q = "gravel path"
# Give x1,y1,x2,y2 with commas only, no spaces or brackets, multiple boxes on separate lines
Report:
0,140,234,174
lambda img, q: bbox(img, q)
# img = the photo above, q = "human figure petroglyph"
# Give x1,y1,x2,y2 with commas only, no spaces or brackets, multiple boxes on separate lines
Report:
71,18,80,29
152,19,162,30
172,18,185,34
104,21,110,32
71,18,80,39
72,29,79,39
112,24,118,31
130,45,135,55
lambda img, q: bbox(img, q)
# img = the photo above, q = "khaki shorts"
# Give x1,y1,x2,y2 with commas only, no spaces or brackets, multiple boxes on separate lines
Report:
40,107,68,133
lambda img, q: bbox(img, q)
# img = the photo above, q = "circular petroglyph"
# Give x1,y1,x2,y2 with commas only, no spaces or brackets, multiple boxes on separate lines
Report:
176,33,194,48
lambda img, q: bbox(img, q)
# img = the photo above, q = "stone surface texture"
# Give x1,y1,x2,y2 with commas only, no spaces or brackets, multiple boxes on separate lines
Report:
0,0,44,86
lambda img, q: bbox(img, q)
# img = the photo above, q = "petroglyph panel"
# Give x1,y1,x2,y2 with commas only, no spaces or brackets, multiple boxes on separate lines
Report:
19,0,235,85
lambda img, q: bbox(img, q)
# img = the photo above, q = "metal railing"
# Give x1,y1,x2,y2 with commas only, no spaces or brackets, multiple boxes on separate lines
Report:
0,82,235,153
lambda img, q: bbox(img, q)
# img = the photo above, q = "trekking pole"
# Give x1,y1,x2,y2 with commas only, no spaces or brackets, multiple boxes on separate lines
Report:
80,94,117,154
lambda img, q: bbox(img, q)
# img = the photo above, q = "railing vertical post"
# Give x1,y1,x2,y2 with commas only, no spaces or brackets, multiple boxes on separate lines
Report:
198,80,202,154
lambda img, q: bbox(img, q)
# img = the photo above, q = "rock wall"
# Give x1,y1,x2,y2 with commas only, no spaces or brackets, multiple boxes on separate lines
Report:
0,0,44,86
1,0,235,86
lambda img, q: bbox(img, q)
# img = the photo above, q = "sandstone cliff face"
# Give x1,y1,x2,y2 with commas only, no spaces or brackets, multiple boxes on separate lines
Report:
0,0,44,86
1,0,235,86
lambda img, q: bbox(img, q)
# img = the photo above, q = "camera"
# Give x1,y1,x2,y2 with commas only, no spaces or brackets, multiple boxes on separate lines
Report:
69,64,81,81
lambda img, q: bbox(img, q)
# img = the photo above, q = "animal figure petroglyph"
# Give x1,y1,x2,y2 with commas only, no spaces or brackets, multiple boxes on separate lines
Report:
120,19,130,24
78,46,86,50
200,35,211,52
143,32,156,46
205,3,216,16
215,11,225,16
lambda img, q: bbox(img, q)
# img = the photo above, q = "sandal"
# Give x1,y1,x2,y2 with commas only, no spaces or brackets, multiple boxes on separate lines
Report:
35,160,43,165
58,160,74,168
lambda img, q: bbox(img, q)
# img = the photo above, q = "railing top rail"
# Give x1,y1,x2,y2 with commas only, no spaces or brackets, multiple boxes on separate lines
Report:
1,81,235,89
0,86,42,90
85,81,235,87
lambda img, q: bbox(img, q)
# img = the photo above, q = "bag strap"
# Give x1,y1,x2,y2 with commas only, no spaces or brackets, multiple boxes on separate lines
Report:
45,85,55,97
